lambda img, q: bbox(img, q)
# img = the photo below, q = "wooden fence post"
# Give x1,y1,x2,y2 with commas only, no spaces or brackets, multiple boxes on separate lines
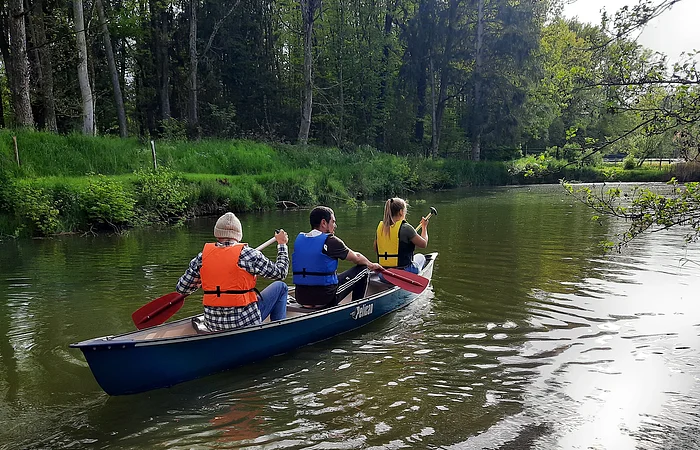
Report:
150,140,157,170
12,136,20,167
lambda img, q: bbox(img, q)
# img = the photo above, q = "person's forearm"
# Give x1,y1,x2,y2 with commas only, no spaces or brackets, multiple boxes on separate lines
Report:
273,245,290,279
176,256,202,294
353,251,374,267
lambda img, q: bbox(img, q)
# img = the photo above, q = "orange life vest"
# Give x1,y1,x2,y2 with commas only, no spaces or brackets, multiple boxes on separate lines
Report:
200,243,258,307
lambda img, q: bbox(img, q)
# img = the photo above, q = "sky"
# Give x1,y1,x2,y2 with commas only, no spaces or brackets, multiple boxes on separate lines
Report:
563,0,700,63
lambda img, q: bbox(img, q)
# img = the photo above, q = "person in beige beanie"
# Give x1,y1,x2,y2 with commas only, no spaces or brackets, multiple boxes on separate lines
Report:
213,212,243,241
176,212,290,331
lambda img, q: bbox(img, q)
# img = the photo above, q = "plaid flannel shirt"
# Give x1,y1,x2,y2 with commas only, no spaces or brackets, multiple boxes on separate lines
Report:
176,240,289,330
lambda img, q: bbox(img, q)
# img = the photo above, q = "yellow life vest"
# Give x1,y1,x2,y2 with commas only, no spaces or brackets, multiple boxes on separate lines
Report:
376,220,414,268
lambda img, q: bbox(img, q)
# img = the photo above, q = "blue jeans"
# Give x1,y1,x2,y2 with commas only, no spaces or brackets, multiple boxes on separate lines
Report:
257,281,288,321
403,253,426,274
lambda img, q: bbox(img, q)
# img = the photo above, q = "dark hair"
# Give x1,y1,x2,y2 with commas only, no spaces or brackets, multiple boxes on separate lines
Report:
310,206,334,228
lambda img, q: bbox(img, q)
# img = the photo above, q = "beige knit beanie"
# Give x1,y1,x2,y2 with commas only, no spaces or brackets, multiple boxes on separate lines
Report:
214,212,242,240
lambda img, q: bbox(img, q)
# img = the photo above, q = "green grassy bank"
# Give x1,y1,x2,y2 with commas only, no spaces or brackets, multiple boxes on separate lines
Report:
1,130,698,237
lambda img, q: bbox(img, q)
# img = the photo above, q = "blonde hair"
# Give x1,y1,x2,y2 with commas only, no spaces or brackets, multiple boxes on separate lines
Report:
382,197,407,236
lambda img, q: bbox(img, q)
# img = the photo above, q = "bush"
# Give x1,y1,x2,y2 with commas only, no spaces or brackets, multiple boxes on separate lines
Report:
159,118,188,141
133,169,189,221
507,154,566,182
8,180,61,235
623,155,637,170
79,174,135,228
256,171,318,205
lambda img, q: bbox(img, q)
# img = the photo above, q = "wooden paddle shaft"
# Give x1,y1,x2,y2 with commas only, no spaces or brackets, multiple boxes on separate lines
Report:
256,236,277,250
415,212,433,233
255,229,284,251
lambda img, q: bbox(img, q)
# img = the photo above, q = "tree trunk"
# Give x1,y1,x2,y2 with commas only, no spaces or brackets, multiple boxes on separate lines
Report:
158,14,170,120
298,0,318,145
429,51,438,157
26,7,43,127
0,12,12,88
0,11,11,127
73,0,93,135
8,0,34,127
150,0,170,121
470,0,485,161
30,0,57,132
414,67,426,143
188,0,199,138
95,0,128,137
337,0,344,145
432,0,459,157
375,0,395,149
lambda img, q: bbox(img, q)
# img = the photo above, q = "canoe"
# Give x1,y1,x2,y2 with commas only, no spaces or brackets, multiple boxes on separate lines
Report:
70,252,438,395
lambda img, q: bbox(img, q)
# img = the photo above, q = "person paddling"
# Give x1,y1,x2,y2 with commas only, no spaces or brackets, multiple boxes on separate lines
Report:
175,212,289,331
293,206,383,308
374,197,429,274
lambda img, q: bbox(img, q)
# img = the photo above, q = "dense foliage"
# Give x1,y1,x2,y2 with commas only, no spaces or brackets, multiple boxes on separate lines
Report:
0,0,696,164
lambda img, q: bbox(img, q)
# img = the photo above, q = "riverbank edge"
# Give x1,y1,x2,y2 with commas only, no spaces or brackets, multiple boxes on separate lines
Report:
1,131,697,238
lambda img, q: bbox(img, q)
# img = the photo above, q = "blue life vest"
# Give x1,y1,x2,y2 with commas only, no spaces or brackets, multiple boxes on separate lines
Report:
292,232,339,286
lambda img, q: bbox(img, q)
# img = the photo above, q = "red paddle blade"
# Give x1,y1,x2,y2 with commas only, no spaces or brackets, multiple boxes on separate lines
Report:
381,269,430,294
131,292,187,330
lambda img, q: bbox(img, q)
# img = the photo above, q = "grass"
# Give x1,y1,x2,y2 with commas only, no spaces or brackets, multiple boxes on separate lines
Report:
2,130,696,237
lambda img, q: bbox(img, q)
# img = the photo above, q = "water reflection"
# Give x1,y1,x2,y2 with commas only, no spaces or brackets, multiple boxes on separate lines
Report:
1,185,699,449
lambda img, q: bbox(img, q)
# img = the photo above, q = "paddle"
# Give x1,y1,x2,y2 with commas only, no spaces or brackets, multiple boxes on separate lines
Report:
415,206,437,232
378,268,430,294
132,234,280,330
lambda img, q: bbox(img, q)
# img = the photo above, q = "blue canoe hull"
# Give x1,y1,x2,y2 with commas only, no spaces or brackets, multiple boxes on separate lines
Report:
70,253,436,395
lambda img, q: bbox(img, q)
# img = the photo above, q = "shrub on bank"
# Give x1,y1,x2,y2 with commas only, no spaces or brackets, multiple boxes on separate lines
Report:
7,180,60,235
80,175,136,229
133,169,189,222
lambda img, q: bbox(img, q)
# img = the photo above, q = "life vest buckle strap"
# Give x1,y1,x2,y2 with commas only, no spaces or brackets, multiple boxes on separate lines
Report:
378,252,399,260
203,287,256,296
292,269,335,277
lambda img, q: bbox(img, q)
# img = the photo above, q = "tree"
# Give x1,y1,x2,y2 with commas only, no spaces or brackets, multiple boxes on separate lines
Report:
151,0,171,123
297,0,321,145
559,1,699,162
73,0,94,135
187,0,240,139
95,0,128,137
27,0,57,131
561,0,700,248
7,0,34,127
188,0,199,137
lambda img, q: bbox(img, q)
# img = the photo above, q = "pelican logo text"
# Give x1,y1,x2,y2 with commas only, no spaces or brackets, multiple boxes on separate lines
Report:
351,303,374,320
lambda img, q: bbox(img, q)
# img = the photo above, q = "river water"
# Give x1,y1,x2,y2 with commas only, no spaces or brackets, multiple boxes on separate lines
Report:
0,184,698,449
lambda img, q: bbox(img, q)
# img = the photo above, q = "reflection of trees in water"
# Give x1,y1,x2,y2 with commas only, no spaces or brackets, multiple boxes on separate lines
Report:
0,302,19,403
